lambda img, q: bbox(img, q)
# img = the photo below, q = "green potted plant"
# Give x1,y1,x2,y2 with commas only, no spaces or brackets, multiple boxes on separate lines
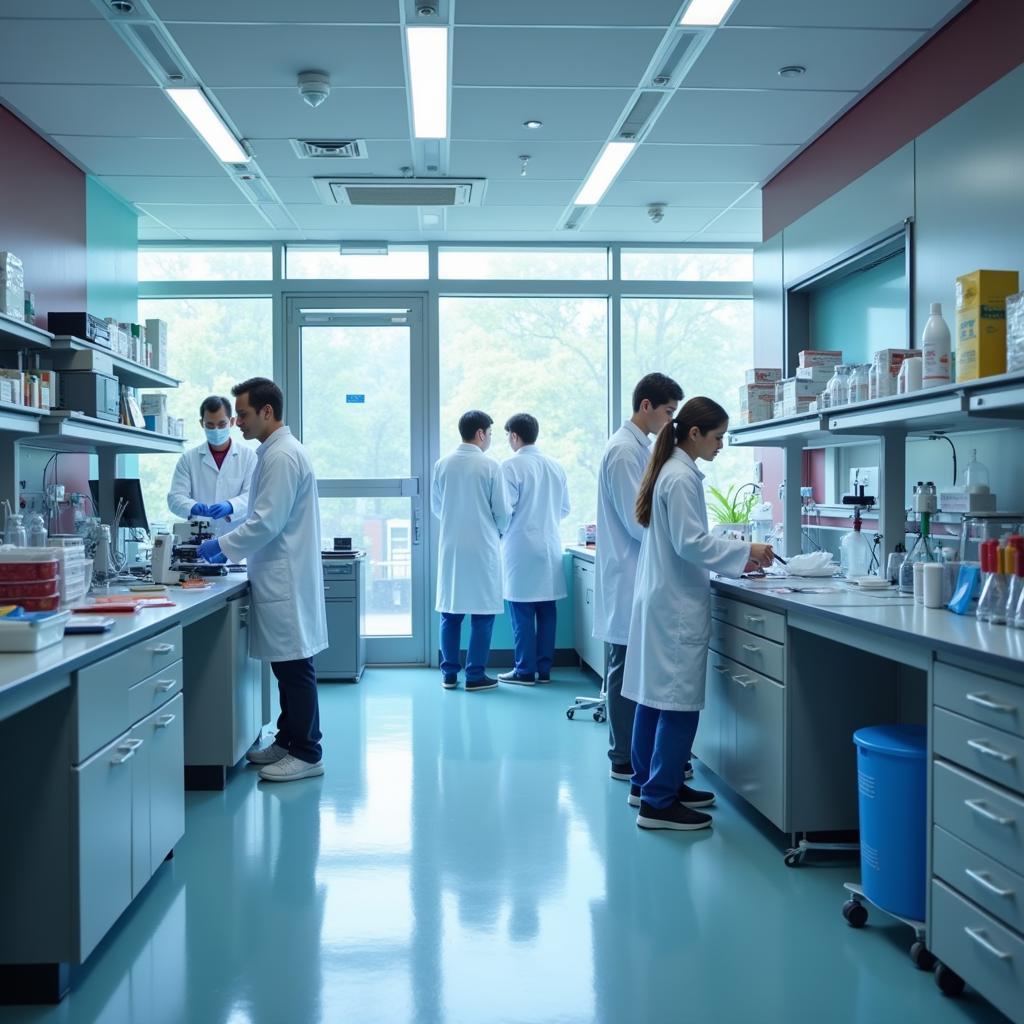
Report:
706,484,757,539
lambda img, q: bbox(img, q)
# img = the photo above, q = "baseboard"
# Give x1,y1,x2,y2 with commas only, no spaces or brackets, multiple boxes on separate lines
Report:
458,647,581,668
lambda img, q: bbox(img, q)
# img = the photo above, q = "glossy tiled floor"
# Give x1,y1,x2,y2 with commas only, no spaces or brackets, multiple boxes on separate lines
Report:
1,668,1010,1024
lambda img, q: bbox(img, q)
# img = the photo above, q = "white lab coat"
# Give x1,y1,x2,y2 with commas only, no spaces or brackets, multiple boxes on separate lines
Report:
166,440,258,537
501,446,570,603
593,421,651,645
622,449,750,712
432,443,510,614
218,427,328,663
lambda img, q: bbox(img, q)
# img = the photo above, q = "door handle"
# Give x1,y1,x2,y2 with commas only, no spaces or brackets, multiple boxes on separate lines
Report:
967,739,1015,763
156,714,176,728
150,642,176,655
744,615,765,625
413,505,423,545
966,692,1016,714
965,799,1014,826
964,927,1012,961
156,679,177,692
111,738,143,765
964,868,1015,898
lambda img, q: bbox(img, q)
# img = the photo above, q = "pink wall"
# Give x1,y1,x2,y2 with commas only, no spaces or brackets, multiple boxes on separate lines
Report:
763,0,1024,238
0,104,86,322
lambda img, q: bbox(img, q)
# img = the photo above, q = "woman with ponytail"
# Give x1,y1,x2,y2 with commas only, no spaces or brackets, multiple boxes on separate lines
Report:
623,397,774,831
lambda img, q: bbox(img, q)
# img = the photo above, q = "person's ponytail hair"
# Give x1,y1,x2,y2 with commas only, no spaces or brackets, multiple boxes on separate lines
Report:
634,396,730,528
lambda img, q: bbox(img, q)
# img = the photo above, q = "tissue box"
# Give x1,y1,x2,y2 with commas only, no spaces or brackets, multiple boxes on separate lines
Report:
0,251,25,321
744,368,782,384
798,349,843,369
145,319,168,373
956,269,1019,381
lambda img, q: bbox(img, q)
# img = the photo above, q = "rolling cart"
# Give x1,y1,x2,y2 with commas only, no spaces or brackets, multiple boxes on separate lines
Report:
840,881,935,971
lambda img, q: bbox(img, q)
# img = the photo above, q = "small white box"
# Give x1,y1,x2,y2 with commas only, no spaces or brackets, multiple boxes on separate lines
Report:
798,349,843,369
778,378,826,403
744,368,782,384
0,251,25,321
145,319,168,373
795,365,834,383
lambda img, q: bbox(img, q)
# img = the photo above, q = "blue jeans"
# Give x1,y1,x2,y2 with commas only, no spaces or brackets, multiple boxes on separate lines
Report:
631,704,699,809
439,612,495,681
507,600,557,677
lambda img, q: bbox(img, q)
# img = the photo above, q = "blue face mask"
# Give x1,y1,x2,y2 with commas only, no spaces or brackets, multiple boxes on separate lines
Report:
205,426,231,446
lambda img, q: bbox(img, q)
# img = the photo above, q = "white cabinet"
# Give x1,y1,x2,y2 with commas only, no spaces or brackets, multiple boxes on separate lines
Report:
572,556,604,675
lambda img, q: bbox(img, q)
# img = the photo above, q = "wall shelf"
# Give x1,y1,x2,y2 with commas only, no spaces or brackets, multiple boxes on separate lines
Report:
19,412,184,455
0,402,44,435
0,312,53,352
50,336,179,390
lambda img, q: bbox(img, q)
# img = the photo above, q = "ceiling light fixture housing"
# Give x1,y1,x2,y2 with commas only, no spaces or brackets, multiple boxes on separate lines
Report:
298,71,331,108
576,141,635,206
166,88,249,164
680,0,734,26
778,65,807,78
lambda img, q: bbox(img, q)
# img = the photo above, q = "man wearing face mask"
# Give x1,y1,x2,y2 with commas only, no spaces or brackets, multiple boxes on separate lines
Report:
166,394,258,536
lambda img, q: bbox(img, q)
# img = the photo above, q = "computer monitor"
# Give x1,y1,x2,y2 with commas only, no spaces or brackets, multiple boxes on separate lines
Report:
88,478,150,532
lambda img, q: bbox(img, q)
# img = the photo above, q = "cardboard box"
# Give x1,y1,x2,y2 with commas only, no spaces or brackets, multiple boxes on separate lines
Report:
0,369,24,405
1007,292,1024,374
744,368,782,384
779,399,815,417
955,269,1019,381
738,405,773,425
0,378,13,405
37,370,58,410
778,377,826,403
145,319,168,373
0,251,25,321
795,365,833,383
144,413,170,435
872,348,916,397
141,392,168,416
798,349,843,369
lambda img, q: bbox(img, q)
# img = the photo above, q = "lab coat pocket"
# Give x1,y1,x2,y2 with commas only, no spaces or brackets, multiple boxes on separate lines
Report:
674,592,710,645
250,558,293,605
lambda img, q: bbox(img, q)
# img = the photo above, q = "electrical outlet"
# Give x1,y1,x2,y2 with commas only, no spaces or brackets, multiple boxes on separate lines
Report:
753,460,763,484
799,486,814,499
849,466,879,497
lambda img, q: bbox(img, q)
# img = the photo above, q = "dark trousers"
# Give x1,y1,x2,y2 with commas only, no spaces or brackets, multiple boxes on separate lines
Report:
605,642,635,765
271,657,322,763
439,612,495,681
631,704,700,809
507,600,557,677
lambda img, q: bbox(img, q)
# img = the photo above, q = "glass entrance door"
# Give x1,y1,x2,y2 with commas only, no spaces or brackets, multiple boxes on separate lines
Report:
285,295,429,664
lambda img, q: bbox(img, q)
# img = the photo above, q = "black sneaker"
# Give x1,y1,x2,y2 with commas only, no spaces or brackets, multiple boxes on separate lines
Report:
627,784,641,808
609,762,632,781
442,675,458,690
465,676,498,692
497,670,535,685
536,674,551,683
637,800,712,831
678,783,715,808
684,761,694,780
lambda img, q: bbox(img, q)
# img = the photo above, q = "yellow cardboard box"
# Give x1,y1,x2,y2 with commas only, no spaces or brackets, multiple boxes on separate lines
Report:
955,269,1019,381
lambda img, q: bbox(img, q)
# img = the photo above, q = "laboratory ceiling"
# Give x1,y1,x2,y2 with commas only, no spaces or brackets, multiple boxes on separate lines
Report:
0,0,968,245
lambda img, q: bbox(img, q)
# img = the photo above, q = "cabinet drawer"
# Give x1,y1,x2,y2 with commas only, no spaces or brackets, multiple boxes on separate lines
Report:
711,594,785,644
128,659,183,728
935,661,1024,741
323,581,356,598
73,624,183,764
709,618,784,682
934,825,1024,936
934,760,1024,876
931,880,1024,1024
935,708,1024,793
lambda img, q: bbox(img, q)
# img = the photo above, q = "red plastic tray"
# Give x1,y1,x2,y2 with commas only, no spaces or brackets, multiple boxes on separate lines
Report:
0,561,58,581
0,580,60,598
16,595,61,612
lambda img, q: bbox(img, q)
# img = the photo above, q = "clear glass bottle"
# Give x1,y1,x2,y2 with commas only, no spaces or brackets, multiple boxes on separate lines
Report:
963,449,991,495
1005,543,1023,626
899,510,937,594
840,521,873,578
25,512,47,547
827,364,853,408
850,364,870,404
3,513,27,547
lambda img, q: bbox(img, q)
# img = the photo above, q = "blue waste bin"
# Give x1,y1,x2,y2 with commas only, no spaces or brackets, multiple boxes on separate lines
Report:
853,724,927,921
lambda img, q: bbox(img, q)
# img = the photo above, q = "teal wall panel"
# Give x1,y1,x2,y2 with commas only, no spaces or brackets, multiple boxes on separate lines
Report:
86,176,138,323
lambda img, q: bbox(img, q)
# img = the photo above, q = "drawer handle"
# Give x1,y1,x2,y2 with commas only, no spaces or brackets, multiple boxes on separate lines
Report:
964,927,1012,961
733,674,755,688
714,664,730,674
156,679,178,692
150,642,176,655
324,586,332,592
741,643,761,653
967,739,1016,764
156,714,176,728
111,738,143,765
744,615,765,625
965,799,1015,827
966,693,1016,714
965,868,1015,899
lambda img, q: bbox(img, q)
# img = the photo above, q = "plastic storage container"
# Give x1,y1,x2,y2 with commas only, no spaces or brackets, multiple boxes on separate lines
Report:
853,725,927,921
0,579,60,598
0,610,71,651
0,550,59,580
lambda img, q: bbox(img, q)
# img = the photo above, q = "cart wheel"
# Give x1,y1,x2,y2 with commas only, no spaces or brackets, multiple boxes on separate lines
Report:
935,963,965,997
909,941,936,972
566,709,575,721
593,710,606,723
842,899,868,928
784,852,802,868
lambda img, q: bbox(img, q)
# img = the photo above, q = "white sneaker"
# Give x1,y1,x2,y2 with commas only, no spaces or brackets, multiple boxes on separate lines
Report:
245,742,289,765
258,754,324,782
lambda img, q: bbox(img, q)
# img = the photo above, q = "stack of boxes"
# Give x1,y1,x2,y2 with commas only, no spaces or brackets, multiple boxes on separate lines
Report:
47,537,90,607
739,368,781,424
772,351,842,417
0,251,25,321
1007,291,1024,374
955,269,1020,381
870,348,916,398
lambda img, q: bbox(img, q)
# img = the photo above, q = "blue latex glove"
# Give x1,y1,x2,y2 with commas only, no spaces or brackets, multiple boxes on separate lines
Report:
197,538,226,564
206,501,233,521
190,502,209,518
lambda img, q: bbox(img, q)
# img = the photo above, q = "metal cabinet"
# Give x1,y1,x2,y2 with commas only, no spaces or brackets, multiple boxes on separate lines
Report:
315,557,366,681
572,556,604,675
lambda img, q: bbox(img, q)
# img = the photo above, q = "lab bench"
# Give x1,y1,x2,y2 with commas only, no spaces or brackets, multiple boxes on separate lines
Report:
708,577,1024,1022
0,577,267,1005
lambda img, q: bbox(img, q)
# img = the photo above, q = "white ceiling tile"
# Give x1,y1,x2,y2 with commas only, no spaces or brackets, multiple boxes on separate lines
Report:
603,179,758,207
99,176,246,205
268,178,322,204
482,180,580,205
729,0,962,29
168,24,405,88
456,0,682,25
216,87,409,141
138,227,186,239
733,187,762,209
286,206,420,230
452,87,632,142
52,135,224,176
152,0,397,22
693,229,762,243
248,139,415,177
445,206,565,231
0,20,151,85
451,140,602,181
0,2,102,17
137,215,170,230
650,88,856,145
168,229,288,240
139,204,269,229
698,207,763,234
453,28,664,87
622,144,797,182
584,206,718,233
0,85,187,139
686,27,925,92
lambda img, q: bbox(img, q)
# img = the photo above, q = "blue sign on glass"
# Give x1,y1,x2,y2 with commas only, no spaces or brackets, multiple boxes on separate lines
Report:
346,394,366,404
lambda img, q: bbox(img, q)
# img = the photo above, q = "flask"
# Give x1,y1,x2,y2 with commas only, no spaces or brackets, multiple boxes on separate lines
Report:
840,521,873,578
899,508,937,594
922,302,951,388
962,450,990,494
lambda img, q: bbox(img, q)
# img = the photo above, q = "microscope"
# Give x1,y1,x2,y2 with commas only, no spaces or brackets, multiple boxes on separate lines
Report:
150,518,228,583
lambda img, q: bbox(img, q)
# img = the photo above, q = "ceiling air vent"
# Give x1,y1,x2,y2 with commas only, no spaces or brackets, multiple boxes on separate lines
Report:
618,92,661,140
652,31,701,87
314,178,485,207
562,207,587,231
291,139,367,159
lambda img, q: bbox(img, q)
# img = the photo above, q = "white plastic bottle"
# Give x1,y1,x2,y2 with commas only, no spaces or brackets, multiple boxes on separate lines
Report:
922,302,951,388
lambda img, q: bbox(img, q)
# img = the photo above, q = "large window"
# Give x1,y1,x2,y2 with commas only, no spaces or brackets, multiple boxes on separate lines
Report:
438,248,608,280
439,297,607,540
138,247,271,281
620,298,754,505
136,298,273,528
286,246,428,279
621,249,753,281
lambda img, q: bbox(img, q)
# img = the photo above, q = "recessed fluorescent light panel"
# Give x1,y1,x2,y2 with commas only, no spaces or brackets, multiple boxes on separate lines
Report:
680,0,733,26
576,142,635,206
406,26,449,138
166,88,249,163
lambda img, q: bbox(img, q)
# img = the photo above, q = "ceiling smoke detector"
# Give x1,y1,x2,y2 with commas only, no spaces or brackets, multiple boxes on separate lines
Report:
298,71,331,108
416,1,438,15
109,0,135,12
648,204,666,224
778,65,806,78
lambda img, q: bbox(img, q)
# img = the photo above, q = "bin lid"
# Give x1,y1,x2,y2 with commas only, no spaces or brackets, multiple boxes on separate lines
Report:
853,724,926,758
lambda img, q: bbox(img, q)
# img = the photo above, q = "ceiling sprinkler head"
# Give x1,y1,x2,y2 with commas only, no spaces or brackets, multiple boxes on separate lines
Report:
109,0,134,11
298,71,331,108
416,1,438,15
647,204,666,224
778,65,806,78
